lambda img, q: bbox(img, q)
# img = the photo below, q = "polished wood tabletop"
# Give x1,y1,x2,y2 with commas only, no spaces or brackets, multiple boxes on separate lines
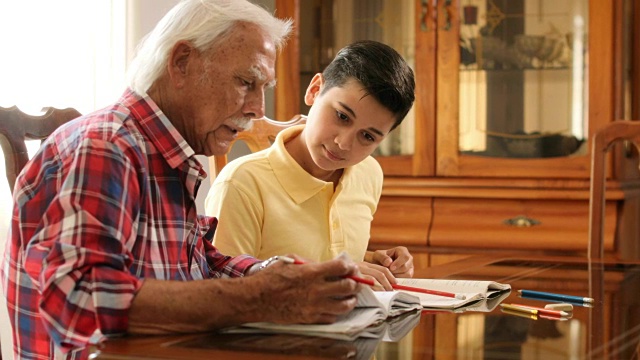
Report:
90,255,640,359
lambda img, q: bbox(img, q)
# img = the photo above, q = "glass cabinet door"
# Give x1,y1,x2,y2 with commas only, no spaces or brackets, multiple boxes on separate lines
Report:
458,0,588,159
437,0,614,178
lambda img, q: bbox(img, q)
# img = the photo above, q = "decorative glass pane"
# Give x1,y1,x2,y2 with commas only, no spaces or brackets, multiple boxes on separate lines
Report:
459,0,589,158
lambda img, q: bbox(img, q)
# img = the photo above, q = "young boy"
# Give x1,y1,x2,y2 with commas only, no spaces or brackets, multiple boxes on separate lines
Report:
205,40,415,289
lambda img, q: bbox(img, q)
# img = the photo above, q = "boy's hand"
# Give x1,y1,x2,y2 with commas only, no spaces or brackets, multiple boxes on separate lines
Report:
357,262,396,290
366,247,414,278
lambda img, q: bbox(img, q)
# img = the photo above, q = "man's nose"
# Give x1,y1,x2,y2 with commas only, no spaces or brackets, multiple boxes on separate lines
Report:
243,90,265,119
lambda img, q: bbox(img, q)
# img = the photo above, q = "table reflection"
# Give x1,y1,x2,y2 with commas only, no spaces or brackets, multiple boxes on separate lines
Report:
90,255,640,360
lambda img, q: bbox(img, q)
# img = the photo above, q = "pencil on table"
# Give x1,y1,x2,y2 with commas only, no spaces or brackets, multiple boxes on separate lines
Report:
507,303,570,317
518,289,594,304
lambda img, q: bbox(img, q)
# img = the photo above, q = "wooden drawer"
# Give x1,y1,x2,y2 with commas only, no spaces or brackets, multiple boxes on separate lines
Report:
429,198,617,252
370,196,431,246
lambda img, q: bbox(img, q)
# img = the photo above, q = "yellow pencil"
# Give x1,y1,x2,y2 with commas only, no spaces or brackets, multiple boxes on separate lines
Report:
500,303,538,316
500,307,538,320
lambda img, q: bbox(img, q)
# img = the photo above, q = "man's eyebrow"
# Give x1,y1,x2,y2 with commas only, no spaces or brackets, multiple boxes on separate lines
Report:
248,66,276,88
248,66,266,81
338,102,386,137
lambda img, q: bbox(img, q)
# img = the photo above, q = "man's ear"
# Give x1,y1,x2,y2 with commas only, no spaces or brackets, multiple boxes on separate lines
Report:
167,41,196,88
304,73,323,106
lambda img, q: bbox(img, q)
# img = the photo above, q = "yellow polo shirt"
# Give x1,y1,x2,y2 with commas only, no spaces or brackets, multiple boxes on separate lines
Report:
205,125,383,262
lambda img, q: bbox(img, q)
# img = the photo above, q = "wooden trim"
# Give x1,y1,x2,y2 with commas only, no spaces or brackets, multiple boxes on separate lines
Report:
274,0,300,120
614,0,625,121
633,0,640,120
412,0,437,176
589,0,615,137
435,0,461,176
446,154,591,178
379,176,640,200
376,155,413,176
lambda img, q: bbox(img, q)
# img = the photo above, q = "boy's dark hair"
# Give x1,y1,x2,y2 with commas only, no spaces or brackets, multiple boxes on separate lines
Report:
321,40,415,131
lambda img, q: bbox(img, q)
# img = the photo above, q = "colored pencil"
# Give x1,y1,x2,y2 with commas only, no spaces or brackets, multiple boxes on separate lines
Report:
518,289,594,303
508,303,570,317
391,283,467,300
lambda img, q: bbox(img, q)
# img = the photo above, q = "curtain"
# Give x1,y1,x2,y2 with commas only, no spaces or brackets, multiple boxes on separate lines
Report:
0,3,126,357
0,0,127,228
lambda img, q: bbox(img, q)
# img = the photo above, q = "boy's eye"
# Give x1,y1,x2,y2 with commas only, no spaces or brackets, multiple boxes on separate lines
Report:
336,111,349,122
362,132,376,142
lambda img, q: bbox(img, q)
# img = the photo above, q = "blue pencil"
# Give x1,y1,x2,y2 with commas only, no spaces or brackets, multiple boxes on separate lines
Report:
518,290,594,304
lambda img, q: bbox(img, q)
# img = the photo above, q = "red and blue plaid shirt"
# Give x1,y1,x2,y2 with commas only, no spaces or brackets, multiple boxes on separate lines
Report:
1,89,259,359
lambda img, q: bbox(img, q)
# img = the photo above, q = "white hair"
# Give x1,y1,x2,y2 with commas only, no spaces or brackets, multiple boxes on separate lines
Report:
127,0,292,94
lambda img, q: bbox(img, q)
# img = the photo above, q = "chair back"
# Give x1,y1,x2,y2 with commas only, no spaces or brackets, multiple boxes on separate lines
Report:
0,106,81,191
589,120,640,260
211,114,306,177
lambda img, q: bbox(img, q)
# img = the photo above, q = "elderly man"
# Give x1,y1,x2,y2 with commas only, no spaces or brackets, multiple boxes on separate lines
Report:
1,1,360,358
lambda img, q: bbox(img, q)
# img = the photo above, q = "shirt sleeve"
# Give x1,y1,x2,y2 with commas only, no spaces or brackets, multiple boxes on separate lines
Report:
204,176,264,259
20,136,144,351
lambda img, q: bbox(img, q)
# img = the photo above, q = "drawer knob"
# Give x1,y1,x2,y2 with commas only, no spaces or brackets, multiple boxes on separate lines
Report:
503,215,541,227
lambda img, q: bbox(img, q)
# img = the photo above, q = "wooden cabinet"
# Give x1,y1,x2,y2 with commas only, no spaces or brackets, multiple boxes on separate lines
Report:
274,0,640,261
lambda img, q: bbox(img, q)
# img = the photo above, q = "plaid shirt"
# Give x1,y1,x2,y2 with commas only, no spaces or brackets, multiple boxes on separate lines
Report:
1,89,259,359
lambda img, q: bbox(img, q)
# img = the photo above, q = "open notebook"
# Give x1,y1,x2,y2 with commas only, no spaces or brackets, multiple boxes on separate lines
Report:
225,285,422,341
395,278,511,310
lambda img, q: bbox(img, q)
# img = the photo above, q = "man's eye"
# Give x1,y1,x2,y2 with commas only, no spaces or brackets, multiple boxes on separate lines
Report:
336,111,348,122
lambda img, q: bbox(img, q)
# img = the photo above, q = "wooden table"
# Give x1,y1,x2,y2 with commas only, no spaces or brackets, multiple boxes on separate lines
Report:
90,255,640,359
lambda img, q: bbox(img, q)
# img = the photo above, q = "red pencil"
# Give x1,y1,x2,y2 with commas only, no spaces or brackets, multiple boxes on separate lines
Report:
391,283,466,300
279,256,375,286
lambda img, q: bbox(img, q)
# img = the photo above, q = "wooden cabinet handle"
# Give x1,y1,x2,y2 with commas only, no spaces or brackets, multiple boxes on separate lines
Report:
503,215,541,227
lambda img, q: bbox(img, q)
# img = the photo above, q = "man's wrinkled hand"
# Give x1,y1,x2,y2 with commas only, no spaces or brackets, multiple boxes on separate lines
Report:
251,256,362,324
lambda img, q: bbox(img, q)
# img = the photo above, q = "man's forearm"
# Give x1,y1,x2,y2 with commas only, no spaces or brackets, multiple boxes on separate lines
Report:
127,277,261,334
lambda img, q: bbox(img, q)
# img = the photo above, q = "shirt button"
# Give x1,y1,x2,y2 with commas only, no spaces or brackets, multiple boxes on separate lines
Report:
332,222,338,230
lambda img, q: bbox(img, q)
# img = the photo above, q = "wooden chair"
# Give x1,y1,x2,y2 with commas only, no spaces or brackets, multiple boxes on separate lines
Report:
0,106,81,192
588,120,640,260
211,114,306,177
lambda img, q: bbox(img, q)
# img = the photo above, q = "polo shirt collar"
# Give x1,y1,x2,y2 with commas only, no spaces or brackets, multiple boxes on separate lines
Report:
268,125,350,204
